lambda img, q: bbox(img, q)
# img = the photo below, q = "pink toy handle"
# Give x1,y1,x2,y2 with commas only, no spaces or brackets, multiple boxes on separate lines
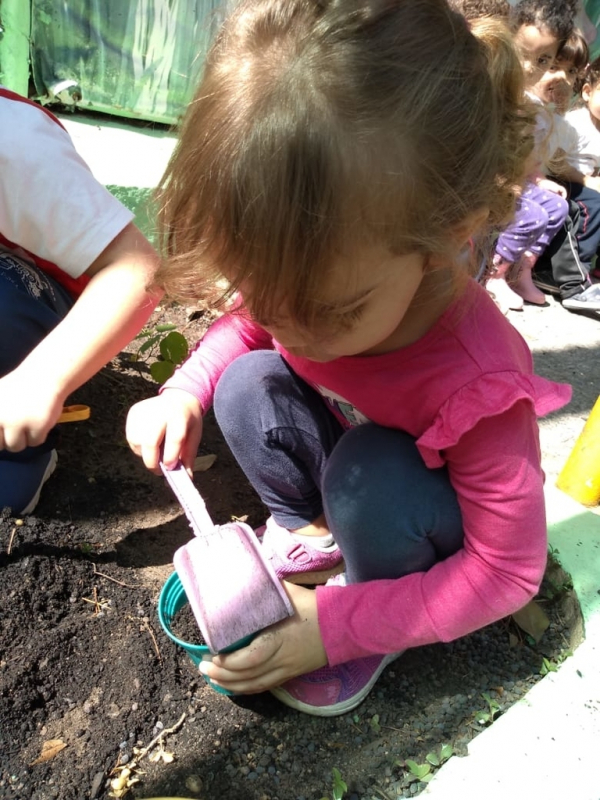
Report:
160,460,215,537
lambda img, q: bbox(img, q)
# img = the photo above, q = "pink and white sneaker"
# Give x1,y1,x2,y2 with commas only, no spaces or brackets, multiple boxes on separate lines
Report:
270,652,402,716
258,517,344,584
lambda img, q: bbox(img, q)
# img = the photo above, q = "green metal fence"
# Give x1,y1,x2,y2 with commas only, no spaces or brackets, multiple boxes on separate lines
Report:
0,0,225,125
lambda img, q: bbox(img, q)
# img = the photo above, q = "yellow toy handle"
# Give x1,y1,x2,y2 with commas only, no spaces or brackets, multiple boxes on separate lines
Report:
59,404,91,423
556,395,600,507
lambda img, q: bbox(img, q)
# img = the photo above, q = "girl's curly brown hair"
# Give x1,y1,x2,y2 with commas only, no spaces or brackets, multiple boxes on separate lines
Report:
155,0,534,326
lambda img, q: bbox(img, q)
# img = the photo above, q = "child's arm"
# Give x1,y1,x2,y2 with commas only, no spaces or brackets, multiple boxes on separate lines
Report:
551,150,600,193
0,222,161,452
317,399,547,664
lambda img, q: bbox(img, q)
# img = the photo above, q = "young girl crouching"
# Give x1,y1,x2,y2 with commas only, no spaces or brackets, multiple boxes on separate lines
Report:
127,0,571,717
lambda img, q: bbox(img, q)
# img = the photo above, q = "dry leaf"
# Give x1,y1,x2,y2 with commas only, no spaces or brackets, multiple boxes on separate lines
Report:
193,454,217,472
512,600,550,643
149,746,175,764
30,739,67,765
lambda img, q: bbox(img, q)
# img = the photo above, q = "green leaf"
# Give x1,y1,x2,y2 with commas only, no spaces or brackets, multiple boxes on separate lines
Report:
137,334,161,355
540,657,558,675
159,331,189,364
155,322,178,332
439,743,454,762
426,752,440,767
332,767,347,800
405,760,431,779
150,360,176,384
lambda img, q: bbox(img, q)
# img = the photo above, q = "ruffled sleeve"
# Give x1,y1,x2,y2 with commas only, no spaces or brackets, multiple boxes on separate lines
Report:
417,372,572,469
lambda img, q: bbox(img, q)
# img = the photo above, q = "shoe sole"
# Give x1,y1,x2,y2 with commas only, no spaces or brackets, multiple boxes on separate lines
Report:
20,450,58,515
561,299,600,312
532,272,561,296
269,652,402,717
284,561,346,586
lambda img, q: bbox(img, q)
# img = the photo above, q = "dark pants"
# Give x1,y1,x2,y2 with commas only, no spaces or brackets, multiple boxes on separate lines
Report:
0,253,74,509
567,181,600,269
535,198,590,300
213,350,464,583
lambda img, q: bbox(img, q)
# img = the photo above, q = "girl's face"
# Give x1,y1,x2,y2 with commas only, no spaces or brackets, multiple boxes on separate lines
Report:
532,56,581,113
513,23,560,88
583,80,600,127
245,247,427,362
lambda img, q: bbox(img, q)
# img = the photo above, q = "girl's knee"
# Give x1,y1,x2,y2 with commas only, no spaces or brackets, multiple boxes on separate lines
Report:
215,351,285,410
322,425,422,526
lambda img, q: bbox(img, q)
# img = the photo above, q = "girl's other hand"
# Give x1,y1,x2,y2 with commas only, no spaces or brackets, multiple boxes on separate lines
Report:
125,388,203,474
199,583,327,694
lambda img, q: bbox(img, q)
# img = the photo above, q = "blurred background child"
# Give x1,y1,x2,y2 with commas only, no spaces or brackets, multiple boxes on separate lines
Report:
0,88,161,513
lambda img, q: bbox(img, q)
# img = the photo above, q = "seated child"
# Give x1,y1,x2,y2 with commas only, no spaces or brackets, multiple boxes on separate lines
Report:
566,56,600,175
469,1,574,311
565,56,600,277
0,88,161,513
127,2,570,716
509,2,600,312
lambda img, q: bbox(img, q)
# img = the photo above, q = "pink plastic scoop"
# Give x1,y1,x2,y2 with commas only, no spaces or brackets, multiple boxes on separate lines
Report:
161,461,294,653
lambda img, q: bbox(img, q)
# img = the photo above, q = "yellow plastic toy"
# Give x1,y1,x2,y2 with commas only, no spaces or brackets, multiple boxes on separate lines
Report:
556,395,600,506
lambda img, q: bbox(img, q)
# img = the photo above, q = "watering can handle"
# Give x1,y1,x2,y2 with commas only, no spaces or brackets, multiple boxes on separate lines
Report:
159,460,215,536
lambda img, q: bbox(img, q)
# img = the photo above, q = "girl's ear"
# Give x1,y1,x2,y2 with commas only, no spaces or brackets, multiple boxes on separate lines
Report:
582,82,593,103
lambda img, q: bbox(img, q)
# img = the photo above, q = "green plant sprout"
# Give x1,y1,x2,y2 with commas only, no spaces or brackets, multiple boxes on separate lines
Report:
540,650,573,675
474,691,501,726
132,323,189,384
400,743,454,785
320,767,348,800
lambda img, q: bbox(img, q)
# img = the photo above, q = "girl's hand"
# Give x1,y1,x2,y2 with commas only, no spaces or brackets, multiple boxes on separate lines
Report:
536,178,568,198
200,583,327,694
126,388,203,473
0,368,64,451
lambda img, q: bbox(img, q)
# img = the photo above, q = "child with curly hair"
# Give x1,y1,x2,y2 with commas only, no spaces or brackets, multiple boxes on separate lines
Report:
127,0,570,717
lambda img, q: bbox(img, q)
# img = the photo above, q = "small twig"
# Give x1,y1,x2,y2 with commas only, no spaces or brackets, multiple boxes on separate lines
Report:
92,564,141,589
6,526,17,555
115,713,186,772
128,615,162,663
82,586,111,615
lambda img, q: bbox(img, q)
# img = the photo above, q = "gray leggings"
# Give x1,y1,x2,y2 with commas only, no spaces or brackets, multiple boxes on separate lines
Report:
213,350,464,583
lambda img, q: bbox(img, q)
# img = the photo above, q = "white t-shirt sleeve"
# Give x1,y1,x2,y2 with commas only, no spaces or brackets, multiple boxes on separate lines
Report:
565,106,600,176
0,95,134,278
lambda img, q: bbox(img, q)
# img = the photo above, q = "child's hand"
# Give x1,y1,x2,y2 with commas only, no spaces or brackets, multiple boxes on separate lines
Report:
200,583,327,694
0,369,64,451
536,178,568,198
126,388,203,474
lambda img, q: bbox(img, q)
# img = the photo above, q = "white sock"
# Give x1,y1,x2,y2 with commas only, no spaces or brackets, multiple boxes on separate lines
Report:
290,531,336,551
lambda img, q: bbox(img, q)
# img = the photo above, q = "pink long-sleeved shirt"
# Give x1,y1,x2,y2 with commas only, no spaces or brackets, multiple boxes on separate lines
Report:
165,280,571,665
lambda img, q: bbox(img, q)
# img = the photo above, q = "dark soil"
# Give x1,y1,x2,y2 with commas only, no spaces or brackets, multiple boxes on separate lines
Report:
0,302,582,800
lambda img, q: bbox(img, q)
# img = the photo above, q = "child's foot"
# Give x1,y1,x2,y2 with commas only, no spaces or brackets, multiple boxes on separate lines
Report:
485,277,524,313
270,652,402,716
259,517,344,584
512,252,546,305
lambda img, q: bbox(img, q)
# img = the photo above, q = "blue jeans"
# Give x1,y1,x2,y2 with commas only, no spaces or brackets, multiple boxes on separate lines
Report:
0,253,74,509
213,351,464,583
